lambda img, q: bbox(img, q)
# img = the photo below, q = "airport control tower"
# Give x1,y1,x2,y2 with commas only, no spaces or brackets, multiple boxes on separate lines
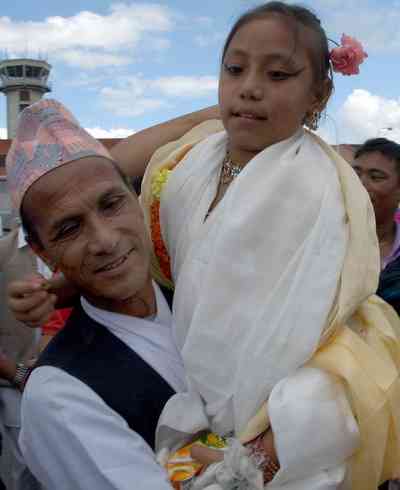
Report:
0,58,51,139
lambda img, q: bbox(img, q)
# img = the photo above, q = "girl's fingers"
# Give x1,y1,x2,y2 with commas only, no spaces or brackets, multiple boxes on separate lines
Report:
190,445,224,465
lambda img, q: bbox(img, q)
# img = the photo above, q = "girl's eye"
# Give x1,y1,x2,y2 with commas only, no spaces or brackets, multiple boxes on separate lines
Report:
269,71,291,80
224,63,243,75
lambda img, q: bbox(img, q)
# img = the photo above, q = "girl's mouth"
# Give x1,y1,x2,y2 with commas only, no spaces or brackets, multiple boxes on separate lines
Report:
233,111,267,121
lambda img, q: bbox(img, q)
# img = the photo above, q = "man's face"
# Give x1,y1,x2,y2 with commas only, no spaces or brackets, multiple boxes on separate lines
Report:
352,151,400,225
23,157,151,310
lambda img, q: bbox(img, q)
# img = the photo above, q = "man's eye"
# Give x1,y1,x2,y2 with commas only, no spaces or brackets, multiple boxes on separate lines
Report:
55,223,79,241
102,196,124,213
224,63,243,75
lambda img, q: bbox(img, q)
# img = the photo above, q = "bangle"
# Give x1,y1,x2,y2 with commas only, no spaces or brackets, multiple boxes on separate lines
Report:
13,363,32,391
247,434,280,483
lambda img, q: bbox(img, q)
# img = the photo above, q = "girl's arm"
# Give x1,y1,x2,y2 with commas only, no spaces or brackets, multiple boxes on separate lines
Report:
110,105,220,178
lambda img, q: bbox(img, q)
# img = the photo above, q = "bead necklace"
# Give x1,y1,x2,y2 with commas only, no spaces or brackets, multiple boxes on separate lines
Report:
205,152,243,221
220,152,243,186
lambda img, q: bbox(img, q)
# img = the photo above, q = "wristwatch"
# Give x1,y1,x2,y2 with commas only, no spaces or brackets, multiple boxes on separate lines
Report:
13,363,32,391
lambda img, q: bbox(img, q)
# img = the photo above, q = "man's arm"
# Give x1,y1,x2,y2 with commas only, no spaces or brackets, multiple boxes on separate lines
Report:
20,367,173,490
110,105,220,178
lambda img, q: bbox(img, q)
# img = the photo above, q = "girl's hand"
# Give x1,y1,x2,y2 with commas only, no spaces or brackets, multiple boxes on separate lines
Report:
191,431,278,466
261,429,279,466
190,444,224,465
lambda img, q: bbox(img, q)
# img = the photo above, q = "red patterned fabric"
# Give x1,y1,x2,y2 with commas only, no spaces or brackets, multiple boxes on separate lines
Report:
42,308,72,336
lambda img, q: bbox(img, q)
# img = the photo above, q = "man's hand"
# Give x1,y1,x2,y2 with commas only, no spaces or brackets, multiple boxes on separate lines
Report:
7,274,57,327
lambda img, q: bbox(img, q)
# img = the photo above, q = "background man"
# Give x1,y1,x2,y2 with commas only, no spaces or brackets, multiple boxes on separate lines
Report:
0,221,50,490
352,138,400,313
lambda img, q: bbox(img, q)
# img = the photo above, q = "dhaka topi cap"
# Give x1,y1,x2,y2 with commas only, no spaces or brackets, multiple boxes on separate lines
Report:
6,98,115,212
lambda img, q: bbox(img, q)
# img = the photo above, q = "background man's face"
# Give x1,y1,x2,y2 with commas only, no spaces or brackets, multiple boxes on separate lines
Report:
23,157,151,309
353,151,400,224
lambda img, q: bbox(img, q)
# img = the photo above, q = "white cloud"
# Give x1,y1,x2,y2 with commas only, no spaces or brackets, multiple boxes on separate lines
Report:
152,76,218,97
339,89,400,143
318,89,400,144
300,0,400,54
0,3,174,68
0,128,7,139
86,127,135,139
60,50,131,69
195,33,224,48
64,73,108,88
100,85,168,117
100,75,218,117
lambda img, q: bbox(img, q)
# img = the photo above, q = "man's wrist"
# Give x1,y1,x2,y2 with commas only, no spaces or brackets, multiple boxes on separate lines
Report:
13,363,32,391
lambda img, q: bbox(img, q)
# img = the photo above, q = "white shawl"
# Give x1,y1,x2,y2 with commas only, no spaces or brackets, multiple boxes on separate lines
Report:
156,128,348,445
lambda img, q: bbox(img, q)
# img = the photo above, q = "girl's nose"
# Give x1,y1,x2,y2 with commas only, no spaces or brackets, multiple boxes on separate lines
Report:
239,73,264,101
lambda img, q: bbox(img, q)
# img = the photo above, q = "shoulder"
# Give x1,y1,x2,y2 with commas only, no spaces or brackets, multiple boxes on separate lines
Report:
20,366,174,490
22,364,122,432
22,365,89,415
301,133,340,187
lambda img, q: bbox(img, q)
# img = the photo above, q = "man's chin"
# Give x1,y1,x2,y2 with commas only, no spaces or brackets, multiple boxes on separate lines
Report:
85,283,144,304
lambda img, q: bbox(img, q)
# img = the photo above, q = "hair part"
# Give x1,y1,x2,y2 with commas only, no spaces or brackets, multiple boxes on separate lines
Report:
355,138,400,176
222,2,333,111
20,159,134,250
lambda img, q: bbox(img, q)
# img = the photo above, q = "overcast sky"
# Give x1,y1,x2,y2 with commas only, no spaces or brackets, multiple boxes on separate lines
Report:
0,0,398,144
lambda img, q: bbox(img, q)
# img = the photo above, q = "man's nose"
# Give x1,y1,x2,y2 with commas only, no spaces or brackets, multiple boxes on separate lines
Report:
359,173,371,191
87,221,117,255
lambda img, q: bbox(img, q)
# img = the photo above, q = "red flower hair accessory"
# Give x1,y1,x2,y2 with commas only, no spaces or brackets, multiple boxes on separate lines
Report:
330,34,368,76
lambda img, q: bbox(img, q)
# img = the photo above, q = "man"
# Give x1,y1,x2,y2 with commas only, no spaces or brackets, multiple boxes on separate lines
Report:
4,98,221,490
352,138,400,313
0,223,50,490
352,139,400,490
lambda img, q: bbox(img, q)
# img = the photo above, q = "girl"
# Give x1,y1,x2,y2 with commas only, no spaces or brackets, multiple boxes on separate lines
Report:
141,3,400,489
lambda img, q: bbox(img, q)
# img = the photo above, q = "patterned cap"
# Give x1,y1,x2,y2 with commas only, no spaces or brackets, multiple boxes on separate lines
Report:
6,98,115,211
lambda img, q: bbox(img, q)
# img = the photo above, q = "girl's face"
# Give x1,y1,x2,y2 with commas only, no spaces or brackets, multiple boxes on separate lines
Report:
219,16,318,165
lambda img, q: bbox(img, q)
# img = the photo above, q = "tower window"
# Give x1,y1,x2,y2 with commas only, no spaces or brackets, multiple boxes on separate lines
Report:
19,90,30,102
26,66,41,78
6,67,16,77
19,104,30,113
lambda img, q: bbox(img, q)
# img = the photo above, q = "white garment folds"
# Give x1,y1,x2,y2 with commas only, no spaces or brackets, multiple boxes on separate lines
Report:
153,129,358,488
160,131,353,486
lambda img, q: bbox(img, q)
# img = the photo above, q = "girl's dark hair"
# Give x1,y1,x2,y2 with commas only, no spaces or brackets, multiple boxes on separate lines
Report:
222,2,333,106
355,138,400,176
